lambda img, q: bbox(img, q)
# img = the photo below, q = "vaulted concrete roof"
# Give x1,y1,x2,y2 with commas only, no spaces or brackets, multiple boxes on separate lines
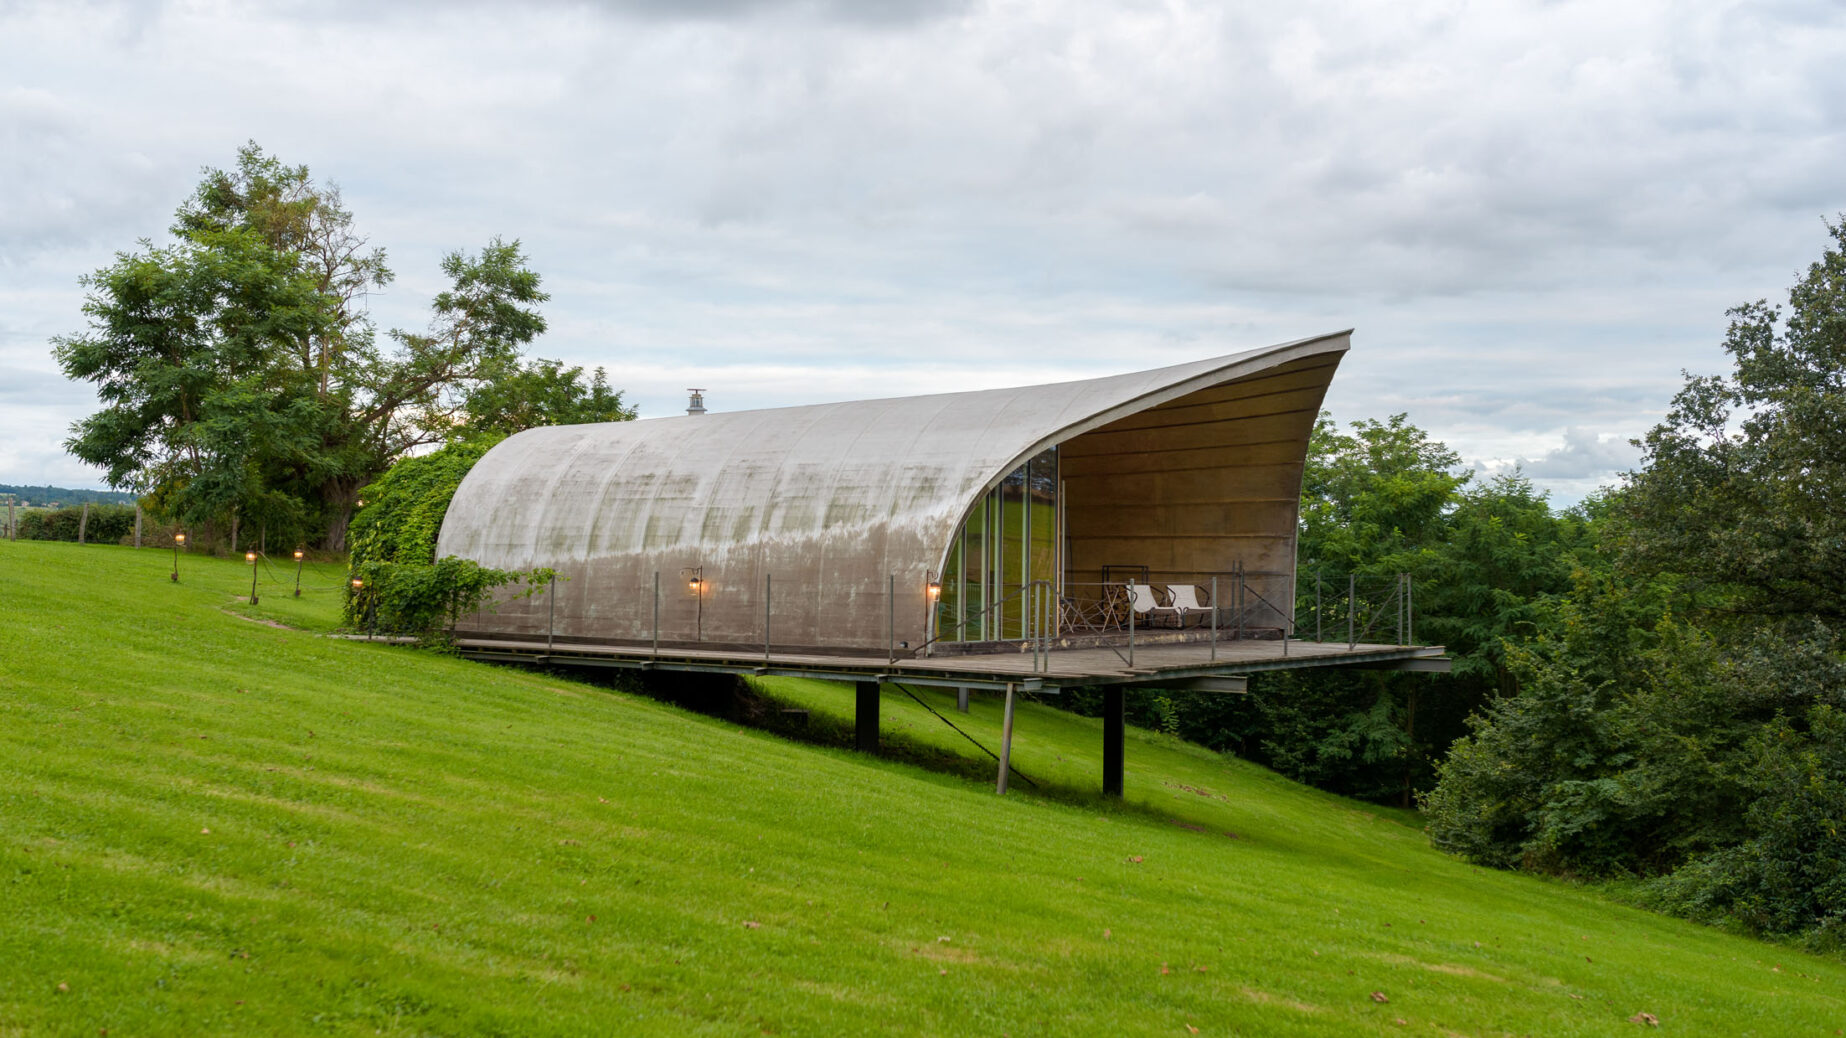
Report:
438,331,1350,652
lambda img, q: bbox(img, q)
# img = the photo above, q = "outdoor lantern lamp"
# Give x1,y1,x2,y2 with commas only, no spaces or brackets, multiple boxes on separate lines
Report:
171,532,186,582
245,550,259,605
684,567,705,642
292,549,305,596
350,577,374,639
926,576,942,600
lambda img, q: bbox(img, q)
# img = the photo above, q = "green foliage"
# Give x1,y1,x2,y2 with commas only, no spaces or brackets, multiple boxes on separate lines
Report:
346,556,549,638
347,435,504,568
53,222,340,532
1133,414,1589,805
1298,412,1468,571
340,433,541,638
14,504,137,543
1426,221,1846,947
52,143,587,552
1614,216,1846,623
458,356,636,437
8,539,1846,1035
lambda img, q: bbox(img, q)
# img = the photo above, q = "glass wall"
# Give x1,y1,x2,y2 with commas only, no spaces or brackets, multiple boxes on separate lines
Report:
936,446,1059,642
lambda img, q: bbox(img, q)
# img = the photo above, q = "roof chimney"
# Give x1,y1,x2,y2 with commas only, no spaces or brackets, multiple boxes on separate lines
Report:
686,388,707,416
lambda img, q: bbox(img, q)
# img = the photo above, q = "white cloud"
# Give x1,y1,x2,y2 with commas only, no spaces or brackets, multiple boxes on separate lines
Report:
1,0,1841,502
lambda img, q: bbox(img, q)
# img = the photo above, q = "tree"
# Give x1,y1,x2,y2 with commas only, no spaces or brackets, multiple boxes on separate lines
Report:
457,357,636,438
54,143,583,549
54,220,340,543
1614,217,1846,623
1424,221,1846,947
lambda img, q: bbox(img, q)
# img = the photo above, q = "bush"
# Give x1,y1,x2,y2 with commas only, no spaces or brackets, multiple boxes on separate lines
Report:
345,557,550,639
341,436,546,640
348,434,504,568
15,504,138,543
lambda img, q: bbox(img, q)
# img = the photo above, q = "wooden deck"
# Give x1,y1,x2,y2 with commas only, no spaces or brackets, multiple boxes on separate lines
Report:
452,633,1449,691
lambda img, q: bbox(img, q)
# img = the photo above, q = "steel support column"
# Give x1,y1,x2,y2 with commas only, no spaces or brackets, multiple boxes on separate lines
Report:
1103,686,1125,798
855,680,880,753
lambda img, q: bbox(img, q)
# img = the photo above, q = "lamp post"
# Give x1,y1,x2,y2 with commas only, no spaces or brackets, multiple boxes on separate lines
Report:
292,549,305,596
686,567,703,642
245,551,259,605
351,577,373,640
171,532,186,582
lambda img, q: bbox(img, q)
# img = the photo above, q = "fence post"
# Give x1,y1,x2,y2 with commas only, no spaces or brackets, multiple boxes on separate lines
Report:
5,496,12,540
134,505,142,548
764,573,772,663
652,571,660,654
1314,567,1321,642
78,502,89,545
547,574,556,656
888,573,896,664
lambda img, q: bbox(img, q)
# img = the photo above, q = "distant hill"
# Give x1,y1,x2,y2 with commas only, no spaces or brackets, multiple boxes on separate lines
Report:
0,483,136,508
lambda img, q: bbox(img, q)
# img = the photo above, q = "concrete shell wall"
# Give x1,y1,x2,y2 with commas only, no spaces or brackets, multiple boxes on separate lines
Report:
437,332,1349,654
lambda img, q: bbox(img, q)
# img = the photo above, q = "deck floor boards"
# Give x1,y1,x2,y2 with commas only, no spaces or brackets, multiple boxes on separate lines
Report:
452,634,1446,688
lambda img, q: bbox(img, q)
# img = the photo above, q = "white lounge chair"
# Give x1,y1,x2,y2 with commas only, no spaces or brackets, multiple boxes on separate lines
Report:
1165,584,1208,626
1127,583,1181,627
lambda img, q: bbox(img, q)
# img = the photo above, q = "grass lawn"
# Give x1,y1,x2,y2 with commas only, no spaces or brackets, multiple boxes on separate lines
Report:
2,540,1841,1036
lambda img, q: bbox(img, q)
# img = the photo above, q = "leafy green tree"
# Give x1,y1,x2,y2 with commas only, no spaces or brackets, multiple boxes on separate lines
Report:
54,221,339,543
54,144,568,550
1614,217,1846,624
1298,412,1468,574
457,357,636,437
348,435,506,569
1425,220,1846,946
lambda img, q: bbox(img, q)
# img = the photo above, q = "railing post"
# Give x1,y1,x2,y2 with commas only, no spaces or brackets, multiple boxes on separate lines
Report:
1236,560,1246,642
1314,567,1322,642
1347,573,1356,649
1210,574,1218,661
547,574,556,656
652,571,660,654
888,573,896,664
1127,579,1136,668
1407,573,1414,645
1035,582,1044,673
765,572,772,663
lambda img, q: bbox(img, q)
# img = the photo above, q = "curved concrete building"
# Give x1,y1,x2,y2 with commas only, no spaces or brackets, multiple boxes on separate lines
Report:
438,331,1349,655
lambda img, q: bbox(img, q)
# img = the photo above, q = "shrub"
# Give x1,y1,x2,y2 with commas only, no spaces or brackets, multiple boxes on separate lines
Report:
15,504,137,543
348,434,504,569
342,435,544,640
345,556,550,639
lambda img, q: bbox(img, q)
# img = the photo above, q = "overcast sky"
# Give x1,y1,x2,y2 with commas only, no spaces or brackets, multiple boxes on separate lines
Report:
4,0,1842,503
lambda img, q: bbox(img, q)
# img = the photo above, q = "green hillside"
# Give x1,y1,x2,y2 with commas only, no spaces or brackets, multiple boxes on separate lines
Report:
2,540,1840,1036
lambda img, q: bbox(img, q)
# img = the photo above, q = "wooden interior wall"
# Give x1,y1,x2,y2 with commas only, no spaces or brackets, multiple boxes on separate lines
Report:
1059,355,1340,607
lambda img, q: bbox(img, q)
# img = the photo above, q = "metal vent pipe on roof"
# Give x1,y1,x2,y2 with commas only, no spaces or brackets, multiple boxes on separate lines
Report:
686,388,707,416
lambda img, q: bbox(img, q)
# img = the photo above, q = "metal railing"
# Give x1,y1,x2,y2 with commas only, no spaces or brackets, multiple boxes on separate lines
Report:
456,564,1417,669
